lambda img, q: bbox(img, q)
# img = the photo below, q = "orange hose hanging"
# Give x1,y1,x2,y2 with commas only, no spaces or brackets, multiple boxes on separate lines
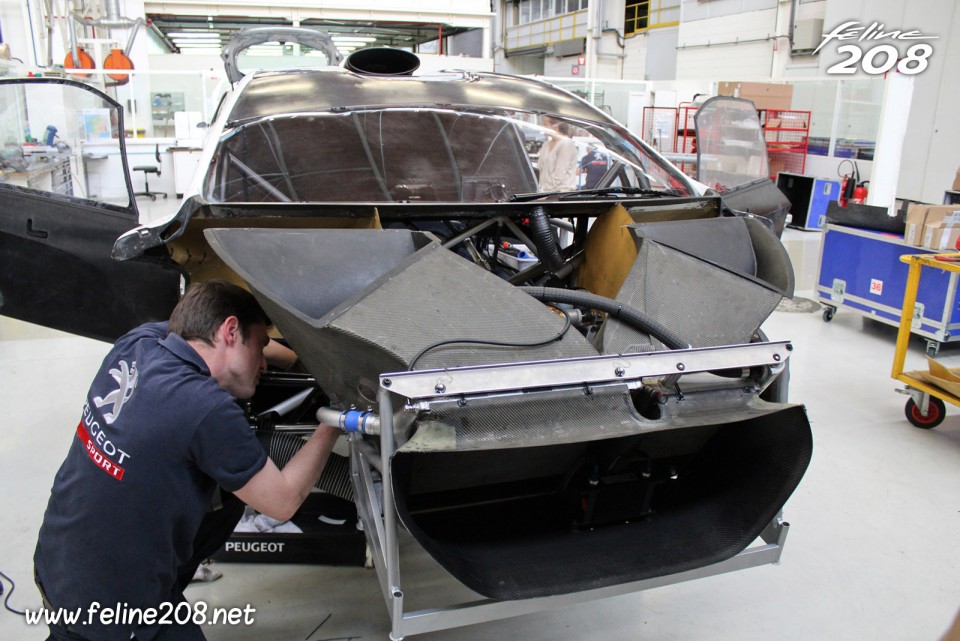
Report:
104,48,134,84
63,48,95,77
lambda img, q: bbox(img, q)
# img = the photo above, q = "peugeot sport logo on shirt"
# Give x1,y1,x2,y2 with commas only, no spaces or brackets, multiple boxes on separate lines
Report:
93,360,138,424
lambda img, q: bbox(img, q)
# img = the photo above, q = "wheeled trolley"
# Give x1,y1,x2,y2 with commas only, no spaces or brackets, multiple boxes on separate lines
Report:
891,252,960,429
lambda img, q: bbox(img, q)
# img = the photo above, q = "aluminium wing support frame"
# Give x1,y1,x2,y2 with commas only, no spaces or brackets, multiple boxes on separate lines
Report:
350,342,795,640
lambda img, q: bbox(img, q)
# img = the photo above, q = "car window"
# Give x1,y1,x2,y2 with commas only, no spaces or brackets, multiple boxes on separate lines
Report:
0,81,130,208
205,108,690,203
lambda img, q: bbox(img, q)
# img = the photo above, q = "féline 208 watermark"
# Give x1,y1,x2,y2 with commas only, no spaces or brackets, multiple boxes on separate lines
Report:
23,601,256,627
815,21,938,76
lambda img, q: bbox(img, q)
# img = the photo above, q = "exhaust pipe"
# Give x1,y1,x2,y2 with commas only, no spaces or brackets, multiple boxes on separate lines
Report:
344,47,420,76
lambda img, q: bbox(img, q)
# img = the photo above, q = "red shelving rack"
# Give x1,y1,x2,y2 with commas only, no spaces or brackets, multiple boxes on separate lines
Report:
762,109,810,179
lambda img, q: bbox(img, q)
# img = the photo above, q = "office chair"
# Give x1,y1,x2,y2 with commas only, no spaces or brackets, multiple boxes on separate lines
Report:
133,144,167,200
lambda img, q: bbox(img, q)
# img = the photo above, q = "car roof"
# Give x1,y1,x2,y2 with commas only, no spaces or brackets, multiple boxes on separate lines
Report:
226,68,614,124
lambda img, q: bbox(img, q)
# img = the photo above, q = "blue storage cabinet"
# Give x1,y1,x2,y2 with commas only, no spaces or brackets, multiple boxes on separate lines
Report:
816,224,960,354
777,172,841,231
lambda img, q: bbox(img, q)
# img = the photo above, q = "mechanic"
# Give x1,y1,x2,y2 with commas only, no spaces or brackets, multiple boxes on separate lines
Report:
34,280,341,641
538,116,579,192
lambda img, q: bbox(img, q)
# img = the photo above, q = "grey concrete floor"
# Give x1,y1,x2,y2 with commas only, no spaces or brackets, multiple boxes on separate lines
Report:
1,227,959,640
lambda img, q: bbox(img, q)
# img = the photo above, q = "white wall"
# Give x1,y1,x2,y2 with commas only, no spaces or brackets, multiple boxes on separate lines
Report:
815,0,960,203
0,0,32,65
675,7,781,78
622,34,647,80
498,52,545,75
445,29,483,57
544,54,582,77
645,26,679,80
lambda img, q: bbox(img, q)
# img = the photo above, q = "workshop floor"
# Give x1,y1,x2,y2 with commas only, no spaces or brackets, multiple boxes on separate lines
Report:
1,222,959,641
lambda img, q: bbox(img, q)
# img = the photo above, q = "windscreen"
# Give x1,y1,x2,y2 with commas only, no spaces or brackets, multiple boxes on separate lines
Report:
694,97,770,193
205,108,691,203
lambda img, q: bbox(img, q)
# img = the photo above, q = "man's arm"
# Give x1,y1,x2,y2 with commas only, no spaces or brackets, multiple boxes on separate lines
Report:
234,423,341,521
264,339,298,370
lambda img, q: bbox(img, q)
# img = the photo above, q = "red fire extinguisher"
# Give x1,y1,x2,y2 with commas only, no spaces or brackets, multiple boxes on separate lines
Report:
838,161,860,208
839,174,851,208
853,180,869,205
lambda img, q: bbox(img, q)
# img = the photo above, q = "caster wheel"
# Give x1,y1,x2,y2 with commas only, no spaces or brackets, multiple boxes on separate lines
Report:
822,307,835,322
926,342,940,357
905,396,946,429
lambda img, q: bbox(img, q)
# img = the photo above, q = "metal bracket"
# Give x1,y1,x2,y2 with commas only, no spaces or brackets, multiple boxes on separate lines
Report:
349,353,796,640
381,341,792,401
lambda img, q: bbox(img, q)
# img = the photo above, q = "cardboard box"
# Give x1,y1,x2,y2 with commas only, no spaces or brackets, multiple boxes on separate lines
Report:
953,166,960,191
926,205,960,226
718,81,793,111
905,203,930,246
922,220,960,251
915,205,960,247
912,356,960,398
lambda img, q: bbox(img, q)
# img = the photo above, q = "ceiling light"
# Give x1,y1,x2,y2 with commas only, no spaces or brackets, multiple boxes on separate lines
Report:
332,35,376,43
168,31,220,38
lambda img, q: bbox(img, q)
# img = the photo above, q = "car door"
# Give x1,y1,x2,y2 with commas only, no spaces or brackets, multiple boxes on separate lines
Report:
0,78,182,342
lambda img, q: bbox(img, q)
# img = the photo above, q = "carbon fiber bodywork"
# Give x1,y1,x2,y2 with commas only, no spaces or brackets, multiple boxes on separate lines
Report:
206,225,812,600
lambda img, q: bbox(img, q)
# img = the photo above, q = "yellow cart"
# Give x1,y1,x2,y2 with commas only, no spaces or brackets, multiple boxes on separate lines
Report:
892,252,960,428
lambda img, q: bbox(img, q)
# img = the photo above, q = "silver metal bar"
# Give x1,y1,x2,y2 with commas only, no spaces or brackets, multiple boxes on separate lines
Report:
349,434,389,600
352,438,384,473
938,270,959,341
395,534,786,638
359,384,793,639
502,217,539,253
441,217,502,249
382,342,792,399
227,153,291,202
378,388,405,641
264,424,314,433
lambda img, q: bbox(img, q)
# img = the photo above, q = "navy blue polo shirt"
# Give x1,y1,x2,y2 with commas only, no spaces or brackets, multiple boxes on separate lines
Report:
35,322,267,641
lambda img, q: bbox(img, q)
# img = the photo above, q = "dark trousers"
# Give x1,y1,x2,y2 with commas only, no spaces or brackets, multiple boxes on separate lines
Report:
42,492,246,641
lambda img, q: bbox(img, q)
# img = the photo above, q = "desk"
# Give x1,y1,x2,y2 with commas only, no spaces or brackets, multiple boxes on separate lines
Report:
1,157,72,195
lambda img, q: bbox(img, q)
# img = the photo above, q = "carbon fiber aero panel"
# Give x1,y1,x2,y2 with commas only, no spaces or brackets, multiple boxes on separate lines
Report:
204,228,597,409
392,404,812,600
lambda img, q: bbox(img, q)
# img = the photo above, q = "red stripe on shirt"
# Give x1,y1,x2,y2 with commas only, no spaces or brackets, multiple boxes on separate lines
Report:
76,422,125,480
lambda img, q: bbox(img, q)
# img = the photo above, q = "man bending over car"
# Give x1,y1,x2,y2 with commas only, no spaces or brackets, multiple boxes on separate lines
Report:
34,280,340,641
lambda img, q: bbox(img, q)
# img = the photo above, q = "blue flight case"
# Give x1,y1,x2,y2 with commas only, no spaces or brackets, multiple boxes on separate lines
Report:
816,223,960,354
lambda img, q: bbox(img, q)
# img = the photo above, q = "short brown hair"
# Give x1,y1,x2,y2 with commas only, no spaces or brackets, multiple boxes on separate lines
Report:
168,280,270,345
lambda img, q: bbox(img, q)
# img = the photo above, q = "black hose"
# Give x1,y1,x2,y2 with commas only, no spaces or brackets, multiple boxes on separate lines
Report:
529,206,564,272
519,286,690,350
408,309,572,370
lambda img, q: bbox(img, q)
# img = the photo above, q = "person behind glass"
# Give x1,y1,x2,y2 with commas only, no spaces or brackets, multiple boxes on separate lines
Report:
34,280,341,641
538,116,579,192
579,147,609,190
